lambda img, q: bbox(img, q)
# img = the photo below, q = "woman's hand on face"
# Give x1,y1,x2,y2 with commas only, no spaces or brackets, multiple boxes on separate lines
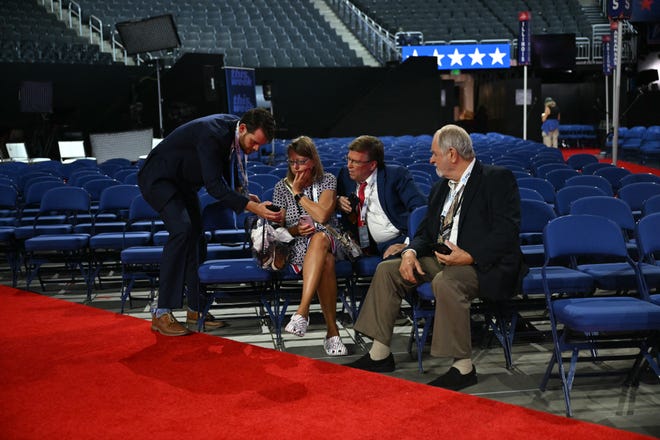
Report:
292,169,311,193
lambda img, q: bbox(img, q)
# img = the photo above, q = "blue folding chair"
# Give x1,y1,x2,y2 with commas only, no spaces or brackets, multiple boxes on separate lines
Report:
520,199,556,267
534,162,570,179
539,215,660,417
0,184,19,286
545,168,579,191
398,205,440,372
617,182,660,219
250,173,282,191
554,185,607,216
581,162,614,175
88,185,150,289
619,173,660,187
594,166,632,193
517,177,555,206
642,194,660,217
566,153,598,171
119,195,163,312
23,186,94,299
636,212,660,307
563,174,613,197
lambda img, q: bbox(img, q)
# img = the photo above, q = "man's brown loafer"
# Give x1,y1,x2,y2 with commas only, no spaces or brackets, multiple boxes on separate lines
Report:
151,312,192,336
186,310,227,330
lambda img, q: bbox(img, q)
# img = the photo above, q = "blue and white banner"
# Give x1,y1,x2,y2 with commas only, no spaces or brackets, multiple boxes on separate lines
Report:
517,11,531,66
401,43,510,70
608,0,632,20
224,67,256,117
602,35,614,76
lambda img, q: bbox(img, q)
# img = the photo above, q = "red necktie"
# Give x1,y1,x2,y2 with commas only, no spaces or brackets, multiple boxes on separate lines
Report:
357,181,367,226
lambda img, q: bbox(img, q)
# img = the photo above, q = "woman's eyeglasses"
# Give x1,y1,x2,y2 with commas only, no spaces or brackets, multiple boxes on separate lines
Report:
344,155,372,166
287,158,310,166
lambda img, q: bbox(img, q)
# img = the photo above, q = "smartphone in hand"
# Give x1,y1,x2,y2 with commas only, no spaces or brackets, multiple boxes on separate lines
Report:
432,242,452,255
299,214,314,228
266,204,281,212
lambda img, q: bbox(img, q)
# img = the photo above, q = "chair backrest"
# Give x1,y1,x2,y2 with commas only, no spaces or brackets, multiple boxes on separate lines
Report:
408,205,428,238
83,178,121,201
202,201,237,231
635,212,660,261
520,199,556,233
128,195,160,223
545,168,579,191
18,171,54,192
250,173,282,189
564,174,613,196
569,195,635,232
248,164,275,174
39,186,91,214
581,162,614,175
248,181,264,198
0,183,18,209
23,181,67,206
617,182,660,212
519,187,544,202
534,162,570,179
71,172,106,188
123,172,138,185
261,187,274,202
566,153,598,171
543,215,628,260
594,166,632,192
407,163,435,174
23,175,63,195
516,177,555,204
113,167,140,182
554,185,607,216
642,194,660,217
618,173,660,187
97,184,141,213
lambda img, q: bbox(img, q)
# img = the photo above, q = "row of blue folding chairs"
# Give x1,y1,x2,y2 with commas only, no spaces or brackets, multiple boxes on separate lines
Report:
517,177,660,217
402,202,660,416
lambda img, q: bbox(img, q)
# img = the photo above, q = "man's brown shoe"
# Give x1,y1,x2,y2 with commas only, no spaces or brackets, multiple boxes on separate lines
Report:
186,310,227,330
151,312,192,336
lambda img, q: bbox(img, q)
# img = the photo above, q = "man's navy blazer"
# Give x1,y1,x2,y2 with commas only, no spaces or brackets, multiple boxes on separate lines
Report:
409,161,526,300
137,114,248,213
336,164,426,239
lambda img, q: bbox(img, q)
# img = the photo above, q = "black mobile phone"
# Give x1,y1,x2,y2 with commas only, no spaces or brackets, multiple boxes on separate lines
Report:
432,242,452,255
266,204,281,212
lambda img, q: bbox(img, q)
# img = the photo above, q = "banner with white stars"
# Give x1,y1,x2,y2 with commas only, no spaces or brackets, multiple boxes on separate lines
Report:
400,43,511,70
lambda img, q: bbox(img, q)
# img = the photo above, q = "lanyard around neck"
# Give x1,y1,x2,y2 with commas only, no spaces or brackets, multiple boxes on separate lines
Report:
441,171,470,218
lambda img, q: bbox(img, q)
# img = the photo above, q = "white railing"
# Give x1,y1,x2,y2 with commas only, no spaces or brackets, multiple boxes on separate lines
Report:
111,31,129,65
327,0,398,63
39,0,62,20
592,23,636,63
68,0,82,36
89,15,103,51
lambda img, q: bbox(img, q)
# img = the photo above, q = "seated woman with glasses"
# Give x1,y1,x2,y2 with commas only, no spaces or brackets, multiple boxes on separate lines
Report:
272,136,348,356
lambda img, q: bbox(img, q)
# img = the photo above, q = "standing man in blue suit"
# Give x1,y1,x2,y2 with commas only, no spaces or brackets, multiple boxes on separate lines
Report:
138,108,281,336
336,135,426,259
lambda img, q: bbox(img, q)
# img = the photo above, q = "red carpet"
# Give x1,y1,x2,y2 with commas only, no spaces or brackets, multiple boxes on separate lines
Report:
0,286,652,440
562,149,660,176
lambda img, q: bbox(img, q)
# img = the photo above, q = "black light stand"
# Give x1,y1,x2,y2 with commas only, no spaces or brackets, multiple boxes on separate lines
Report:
116,14,181,138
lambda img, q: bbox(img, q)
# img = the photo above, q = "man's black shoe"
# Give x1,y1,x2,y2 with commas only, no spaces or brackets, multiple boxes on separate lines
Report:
346,352,395,373
427,366,477,391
